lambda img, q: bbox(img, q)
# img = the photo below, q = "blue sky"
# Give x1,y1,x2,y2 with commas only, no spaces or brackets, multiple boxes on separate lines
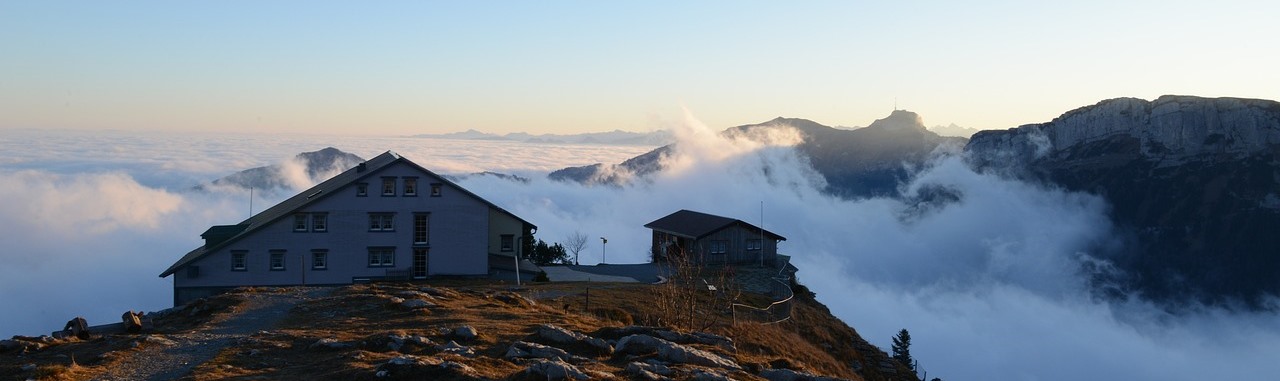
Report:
3,1,1278,135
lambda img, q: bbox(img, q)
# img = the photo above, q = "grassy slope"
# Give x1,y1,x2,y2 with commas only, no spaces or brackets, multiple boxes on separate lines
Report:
1,281,917,381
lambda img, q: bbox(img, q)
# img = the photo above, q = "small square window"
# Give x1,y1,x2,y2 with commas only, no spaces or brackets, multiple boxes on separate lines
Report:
404,177,418,196
356,183,368,197
500,234,514,252
231,251,247,271
269,250,286,271
746,239,761,251
382,178,396,196
369,213,395,231
312,250,328,270
293,214,308,232
430,183,442,197
710,240,727,254
368,247,395,267
311,214,327,232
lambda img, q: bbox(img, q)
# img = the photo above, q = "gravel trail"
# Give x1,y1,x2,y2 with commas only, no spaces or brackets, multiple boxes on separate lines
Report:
91,288,328,381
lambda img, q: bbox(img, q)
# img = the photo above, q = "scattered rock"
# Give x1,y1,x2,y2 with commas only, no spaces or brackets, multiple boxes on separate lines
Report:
691,368,734,381
505,340,584,363
400,299,436,310
21,363,37,371
437,340,475,357
600,326,735,352
533,324,613,354
387,296,406,305
626,361,675,377
760,368,852,381
494,292,536,307
396,290,436,300
140,335,177,347
521,358,591,380
375,355,477,379
309,338,354,351
616,334,740,370
0,339,21,352
448,325,478,341
419,287,456,299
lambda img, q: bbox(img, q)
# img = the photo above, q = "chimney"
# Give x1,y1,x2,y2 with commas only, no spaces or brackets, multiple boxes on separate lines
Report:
357,162,367,172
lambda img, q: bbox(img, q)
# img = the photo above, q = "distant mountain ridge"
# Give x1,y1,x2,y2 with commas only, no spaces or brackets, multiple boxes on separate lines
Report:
196,147,365,194
413,129,673,146
966,95,1280,306
550,111,964,198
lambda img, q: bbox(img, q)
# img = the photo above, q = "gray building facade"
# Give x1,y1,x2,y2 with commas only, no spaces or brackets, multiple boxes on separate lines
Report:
160,151,536,306
645,209,785,265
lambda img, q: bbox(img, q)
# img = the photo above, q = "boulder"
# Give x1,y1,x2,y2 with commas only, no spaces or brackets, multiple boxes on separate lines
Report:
374,355,477,379
505,340,582,363
626,361,675,376
760,368,852,381
309,338,354,351
449,325,478,341
122,311,144,333
616,334,740,370
400,299,435,310
533,324,612,354
521,358,591,380
437,340,475,357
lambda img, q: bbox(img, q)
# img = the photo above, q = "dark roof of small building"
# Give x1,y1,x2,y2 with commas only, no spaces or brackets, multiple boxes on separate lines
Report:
643,209,786,241
160,151,536,277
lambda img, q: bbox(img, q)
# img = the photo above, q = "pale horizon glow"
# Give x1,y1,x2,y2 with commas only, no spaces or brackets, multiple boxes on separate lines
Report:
3,1,1279,135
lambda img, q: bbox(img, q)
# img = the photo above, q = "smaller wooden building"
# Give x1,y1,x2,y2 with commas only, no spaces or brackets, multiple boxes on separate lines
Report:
644,209,786,265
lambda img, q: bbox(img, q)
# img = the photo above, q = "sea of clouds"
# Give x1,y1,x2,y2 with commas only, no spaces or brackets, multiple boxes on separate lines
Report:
2,119,1278,380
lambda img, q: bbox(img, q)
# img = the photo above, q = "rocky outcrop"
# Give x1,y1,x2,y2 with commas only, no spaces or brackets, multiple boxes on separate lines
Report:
968,95,1280,166
615,334,740,370
965,95,1280,306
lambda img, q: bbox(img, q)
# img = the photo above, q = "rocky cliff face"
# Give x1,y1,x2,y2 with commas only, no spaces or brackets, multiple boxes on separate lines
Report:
966,95,1280,307
969,95,1280,166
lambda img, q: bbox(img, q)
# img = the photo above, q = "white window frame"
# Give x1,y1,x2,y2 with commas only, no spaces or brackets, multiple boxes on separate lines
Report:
500,234,514,252
293,214,308,232
413,213,429,245
403,177,418,196
381,177,396,196
231,251,247,271
369,213,395,231
269,250,286,271
311,250,328,270
710,240,728,254
311,213,327,232
368,247,395,267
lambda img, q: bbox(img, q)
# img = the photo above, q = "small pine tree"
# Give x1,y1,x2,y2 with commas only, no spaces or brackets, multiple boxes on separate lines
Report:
891,328,915,372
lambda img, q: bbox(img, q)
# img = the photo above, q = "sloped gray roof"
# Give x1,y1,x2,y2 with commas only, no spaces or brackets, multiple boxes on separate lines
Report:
160,151,536,277
643,209,786,241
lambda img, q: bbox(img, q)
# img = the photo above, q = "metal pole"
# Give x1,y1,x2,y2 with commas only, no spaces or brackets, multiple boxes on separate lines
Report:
515,236,522,286
600,237,607,264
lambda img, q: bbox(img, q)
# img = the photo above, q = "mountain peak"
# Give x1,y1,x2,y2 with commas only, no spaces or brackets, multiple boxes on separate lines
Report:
866,110,926,131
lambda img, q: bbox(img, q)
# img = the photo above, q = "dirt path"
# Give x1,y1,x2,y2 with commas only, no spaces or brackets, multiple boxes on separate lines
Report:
91,288,328,381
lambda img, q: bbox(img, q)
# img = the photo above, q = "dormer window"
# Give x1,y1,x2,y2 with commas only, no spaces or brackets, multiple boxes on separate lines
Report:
430,183,442,197
382,177,396,196
404,177,418,196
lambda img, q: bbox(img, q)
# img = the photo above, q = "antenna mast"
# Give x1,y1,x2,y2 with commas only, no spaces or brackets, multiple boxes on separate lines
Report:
249,187,254,218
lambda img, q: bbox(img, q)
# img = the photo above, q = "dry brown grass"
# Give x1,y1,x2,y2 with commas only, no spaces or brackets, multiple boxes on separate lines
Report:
3,279,912,381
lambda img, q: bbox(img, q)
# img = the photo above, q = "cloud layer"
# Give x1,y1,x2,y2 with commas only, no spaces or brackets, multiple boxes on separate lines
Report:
2,124,1278,380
